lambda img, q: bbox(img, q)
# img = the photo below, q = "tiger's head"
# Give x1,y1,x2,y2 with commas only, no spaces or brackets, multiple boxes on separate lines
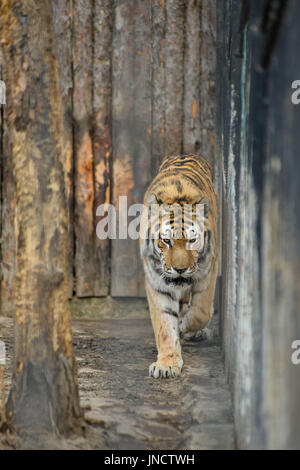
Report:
145,194,212,286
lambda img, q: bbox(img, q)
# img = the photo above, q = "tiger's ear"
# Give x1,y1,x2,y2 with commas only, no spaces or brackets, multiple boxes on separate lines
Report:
202,198,210,217
147,193,159,205
196,197,210,217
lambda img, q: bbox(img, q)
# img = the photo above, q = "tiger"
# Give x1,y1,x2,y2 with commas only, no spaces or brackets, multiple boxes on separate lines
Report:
139,154,218,379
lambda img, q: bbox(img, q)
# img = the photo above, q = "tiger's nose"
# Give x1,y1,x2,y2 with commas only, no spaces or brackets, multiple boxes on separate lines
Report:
174,267,187,275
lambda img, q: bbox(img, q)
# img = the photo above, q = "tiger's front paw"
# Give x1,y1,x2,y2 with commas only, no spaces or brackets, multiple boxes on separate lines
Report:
149,356,183,379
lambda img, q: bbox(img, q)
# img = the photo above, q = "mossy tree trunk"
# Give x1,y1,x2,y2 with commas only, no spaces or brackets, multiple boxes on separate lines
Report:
0,0,84,439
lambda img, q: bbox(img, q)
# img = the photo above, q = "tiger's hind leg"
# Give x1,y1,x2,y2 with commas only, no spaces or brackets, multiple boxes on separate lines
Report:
179,261,218,336
179,287,214,337
182,327,214,342
145,280,183,378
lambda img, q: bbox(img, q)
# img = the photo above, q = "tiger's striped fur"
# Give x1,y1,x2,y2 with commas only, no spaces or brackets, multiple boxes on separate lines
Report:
139,154,218,378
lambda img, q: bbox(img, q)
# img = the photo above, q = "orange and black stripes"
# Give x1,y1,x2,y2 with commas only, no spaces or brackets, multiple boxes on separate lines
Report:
140,153,219,378
147,154,216,209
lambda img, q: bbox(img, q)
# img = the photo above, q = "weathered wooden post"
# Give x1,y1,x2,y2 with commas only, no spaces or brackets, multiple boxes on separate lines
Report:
0,0,84,443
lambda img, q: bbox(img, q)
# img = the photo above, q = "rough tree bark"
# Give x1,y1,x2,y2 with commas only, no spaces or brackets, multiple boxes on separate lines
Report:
0,0,84,441
52,0,74,298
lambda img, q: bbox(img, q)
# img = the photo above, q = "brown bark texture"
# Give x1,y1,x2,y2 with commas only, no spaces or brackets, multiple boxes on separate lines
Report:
52,0,74,298
0,0,83,437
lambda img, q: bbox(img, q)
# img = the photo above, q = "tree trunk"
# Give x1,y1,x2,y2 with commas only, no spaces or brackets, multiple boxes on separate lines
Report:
0,0,84,441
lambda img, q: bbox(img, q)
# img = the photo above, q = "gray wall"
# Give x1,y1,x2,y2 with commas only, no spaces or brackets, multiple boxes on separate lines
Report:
216,0,300,449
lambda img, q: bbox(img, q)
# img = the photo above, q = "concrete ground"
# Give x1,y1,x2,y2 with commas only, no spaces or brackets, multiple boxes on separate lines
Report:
0,298,235,450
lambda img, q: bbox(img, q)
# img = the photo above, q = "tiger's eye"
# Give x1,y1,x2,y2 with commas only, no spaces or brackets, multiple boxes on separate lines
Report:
189,238,196,244
163,239,170,245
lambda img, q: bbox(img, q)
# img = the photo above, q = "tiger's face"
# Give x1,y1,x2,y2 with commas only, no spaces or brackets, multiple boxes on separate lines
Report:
148,199,209,286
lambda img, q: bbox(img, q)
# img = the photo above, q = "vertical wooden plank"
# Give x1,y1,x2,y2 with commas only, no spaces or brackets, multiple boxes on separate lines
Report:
183,0,202,154
165,0,185,155
93,0,113,296
73,0,95,296
1,58,16,316
151,0,166,171
52,0,74,297
199,0,216,167
111,0,152,297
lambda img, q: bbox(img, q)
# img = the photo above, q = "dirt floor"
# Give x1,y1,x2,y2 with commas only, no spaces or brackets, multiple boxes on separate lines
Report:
0,298,235,450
